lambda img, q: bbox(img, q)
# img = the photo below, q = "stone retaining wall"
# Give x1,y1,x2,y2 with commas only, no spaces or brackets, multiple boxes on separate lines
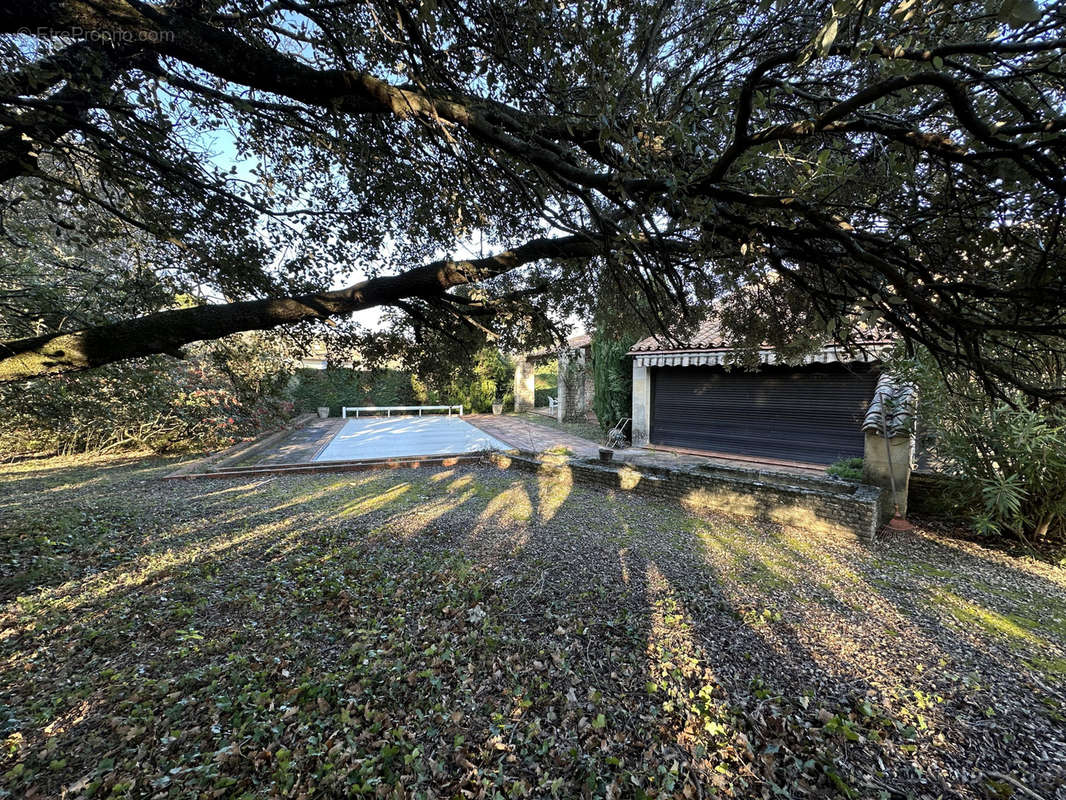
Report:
487,452,884,542
908,471,971,517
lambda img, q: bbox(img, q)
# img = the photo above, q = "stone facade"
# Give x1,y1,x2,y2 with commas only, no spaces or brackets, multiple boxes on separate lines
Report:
514,335,594,420
488,451,884,542
557,347,594,422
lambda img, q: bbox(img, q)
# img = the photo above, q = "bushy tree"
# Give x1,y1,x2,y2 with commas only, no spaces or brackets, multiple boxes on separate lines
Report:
0,0,1063,404
591,335,639,434
203,331,299,406
439,348,514,414
0,147,303,453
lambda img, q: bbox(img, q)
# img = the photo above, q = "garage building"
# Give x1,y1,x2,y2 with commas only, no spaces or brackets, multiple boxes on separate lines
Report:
630,324,892,468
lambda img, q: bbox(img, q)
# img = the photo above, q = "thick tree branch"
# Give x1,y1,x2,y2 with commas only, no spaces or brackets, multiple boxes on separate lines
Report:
6,1,1063,202
0,233,603,383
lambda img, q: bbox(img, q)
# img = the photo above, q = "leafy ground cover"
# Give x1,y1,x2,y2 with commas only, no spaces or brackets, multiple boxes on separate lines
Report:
1,453,1064,799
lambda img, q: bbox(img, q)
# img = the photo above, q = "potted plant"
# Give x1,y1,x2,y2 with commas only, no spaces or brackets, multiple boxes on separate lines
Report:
317,406,330,419
491,394,504,415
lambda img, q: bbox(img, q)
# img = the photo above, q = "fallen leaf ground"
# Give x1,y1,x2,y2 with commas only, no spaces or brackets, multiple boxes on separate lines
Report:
1,453,1064,799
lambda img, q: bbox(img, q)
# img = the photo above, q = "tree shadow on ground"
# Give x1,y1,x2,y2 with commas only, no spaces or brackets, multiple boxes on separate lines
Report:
1,456,1064,799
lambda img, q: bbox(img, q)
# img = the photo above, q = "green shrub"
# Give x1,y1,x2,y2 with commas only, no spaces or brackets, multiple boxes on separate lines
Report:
0,332,298,456
534,387,556,407
369,369,418,406
591,333,638,433
534,361,558,388
0,355,292,456
441,349,513,413
534,360,558,408
826,457,864,481
290,349,513,416
288,368,419,415
961,405,1066,543
905,352,1066,547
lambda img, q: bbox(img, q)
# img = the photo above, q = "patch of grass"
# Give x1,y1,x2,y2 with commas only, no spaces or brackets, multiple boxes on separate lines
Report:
876,557,956,580
969,581,1066,641
934,589,1038,642
931,588,1066,681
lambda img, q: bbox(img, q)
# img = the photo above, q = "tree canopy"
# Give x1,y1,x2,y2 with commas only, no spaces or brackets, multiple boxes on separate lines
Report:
1,0,1064,398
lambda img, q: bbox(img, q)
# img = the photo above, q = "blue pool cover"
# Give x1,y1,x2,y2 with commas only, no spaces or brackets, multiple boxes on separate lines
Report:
314,415,511,462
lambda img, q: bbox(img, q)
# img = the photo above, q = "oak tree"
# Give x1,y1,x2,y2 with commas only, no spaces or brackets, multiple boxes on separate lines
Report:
1,0,1064,398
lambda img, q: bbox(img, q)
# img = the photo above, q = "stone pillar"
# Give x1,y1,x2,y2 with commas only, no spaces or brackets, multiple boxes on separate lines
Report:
556,351,571,422
631,362,651,446
582,361,595,418
513,357,535,412
862,432,913,518
558,349,591,422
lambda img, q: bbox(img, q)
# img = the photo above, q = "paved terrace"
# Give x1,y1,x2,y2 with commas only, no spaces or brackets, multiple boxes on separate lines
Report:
463,414,826,476
463,414,602,457
173,413,828,480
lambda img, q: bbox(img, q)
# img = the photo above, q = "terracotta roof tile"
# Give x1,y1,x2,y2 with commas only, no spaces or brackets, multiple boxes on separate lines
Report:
565,333,592,349
862,374,917,437
630,320,727,352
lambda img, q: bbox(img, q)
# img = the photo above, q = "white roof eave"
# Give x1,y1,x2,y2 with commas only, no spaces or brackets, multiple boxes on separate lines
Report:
631,343,891,369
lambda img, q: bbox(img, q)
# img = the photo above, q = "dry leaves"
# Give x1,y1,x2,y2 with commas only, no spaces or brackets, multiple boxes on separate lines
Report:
0,452,1063,798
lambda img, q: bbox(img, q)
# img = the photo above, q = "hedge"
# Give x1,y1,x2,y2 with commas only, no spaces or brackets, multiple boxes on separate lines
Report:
289,368,418,416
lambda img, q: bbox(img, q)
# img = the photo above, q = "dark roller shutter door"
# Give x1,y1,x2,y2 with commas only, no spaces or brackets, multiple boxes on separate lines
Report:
650,367,878,465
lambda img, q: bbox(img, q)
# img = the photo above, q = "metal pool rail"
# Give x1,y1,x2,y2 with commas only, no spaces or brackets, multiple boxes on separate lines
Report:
340,405,464,418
